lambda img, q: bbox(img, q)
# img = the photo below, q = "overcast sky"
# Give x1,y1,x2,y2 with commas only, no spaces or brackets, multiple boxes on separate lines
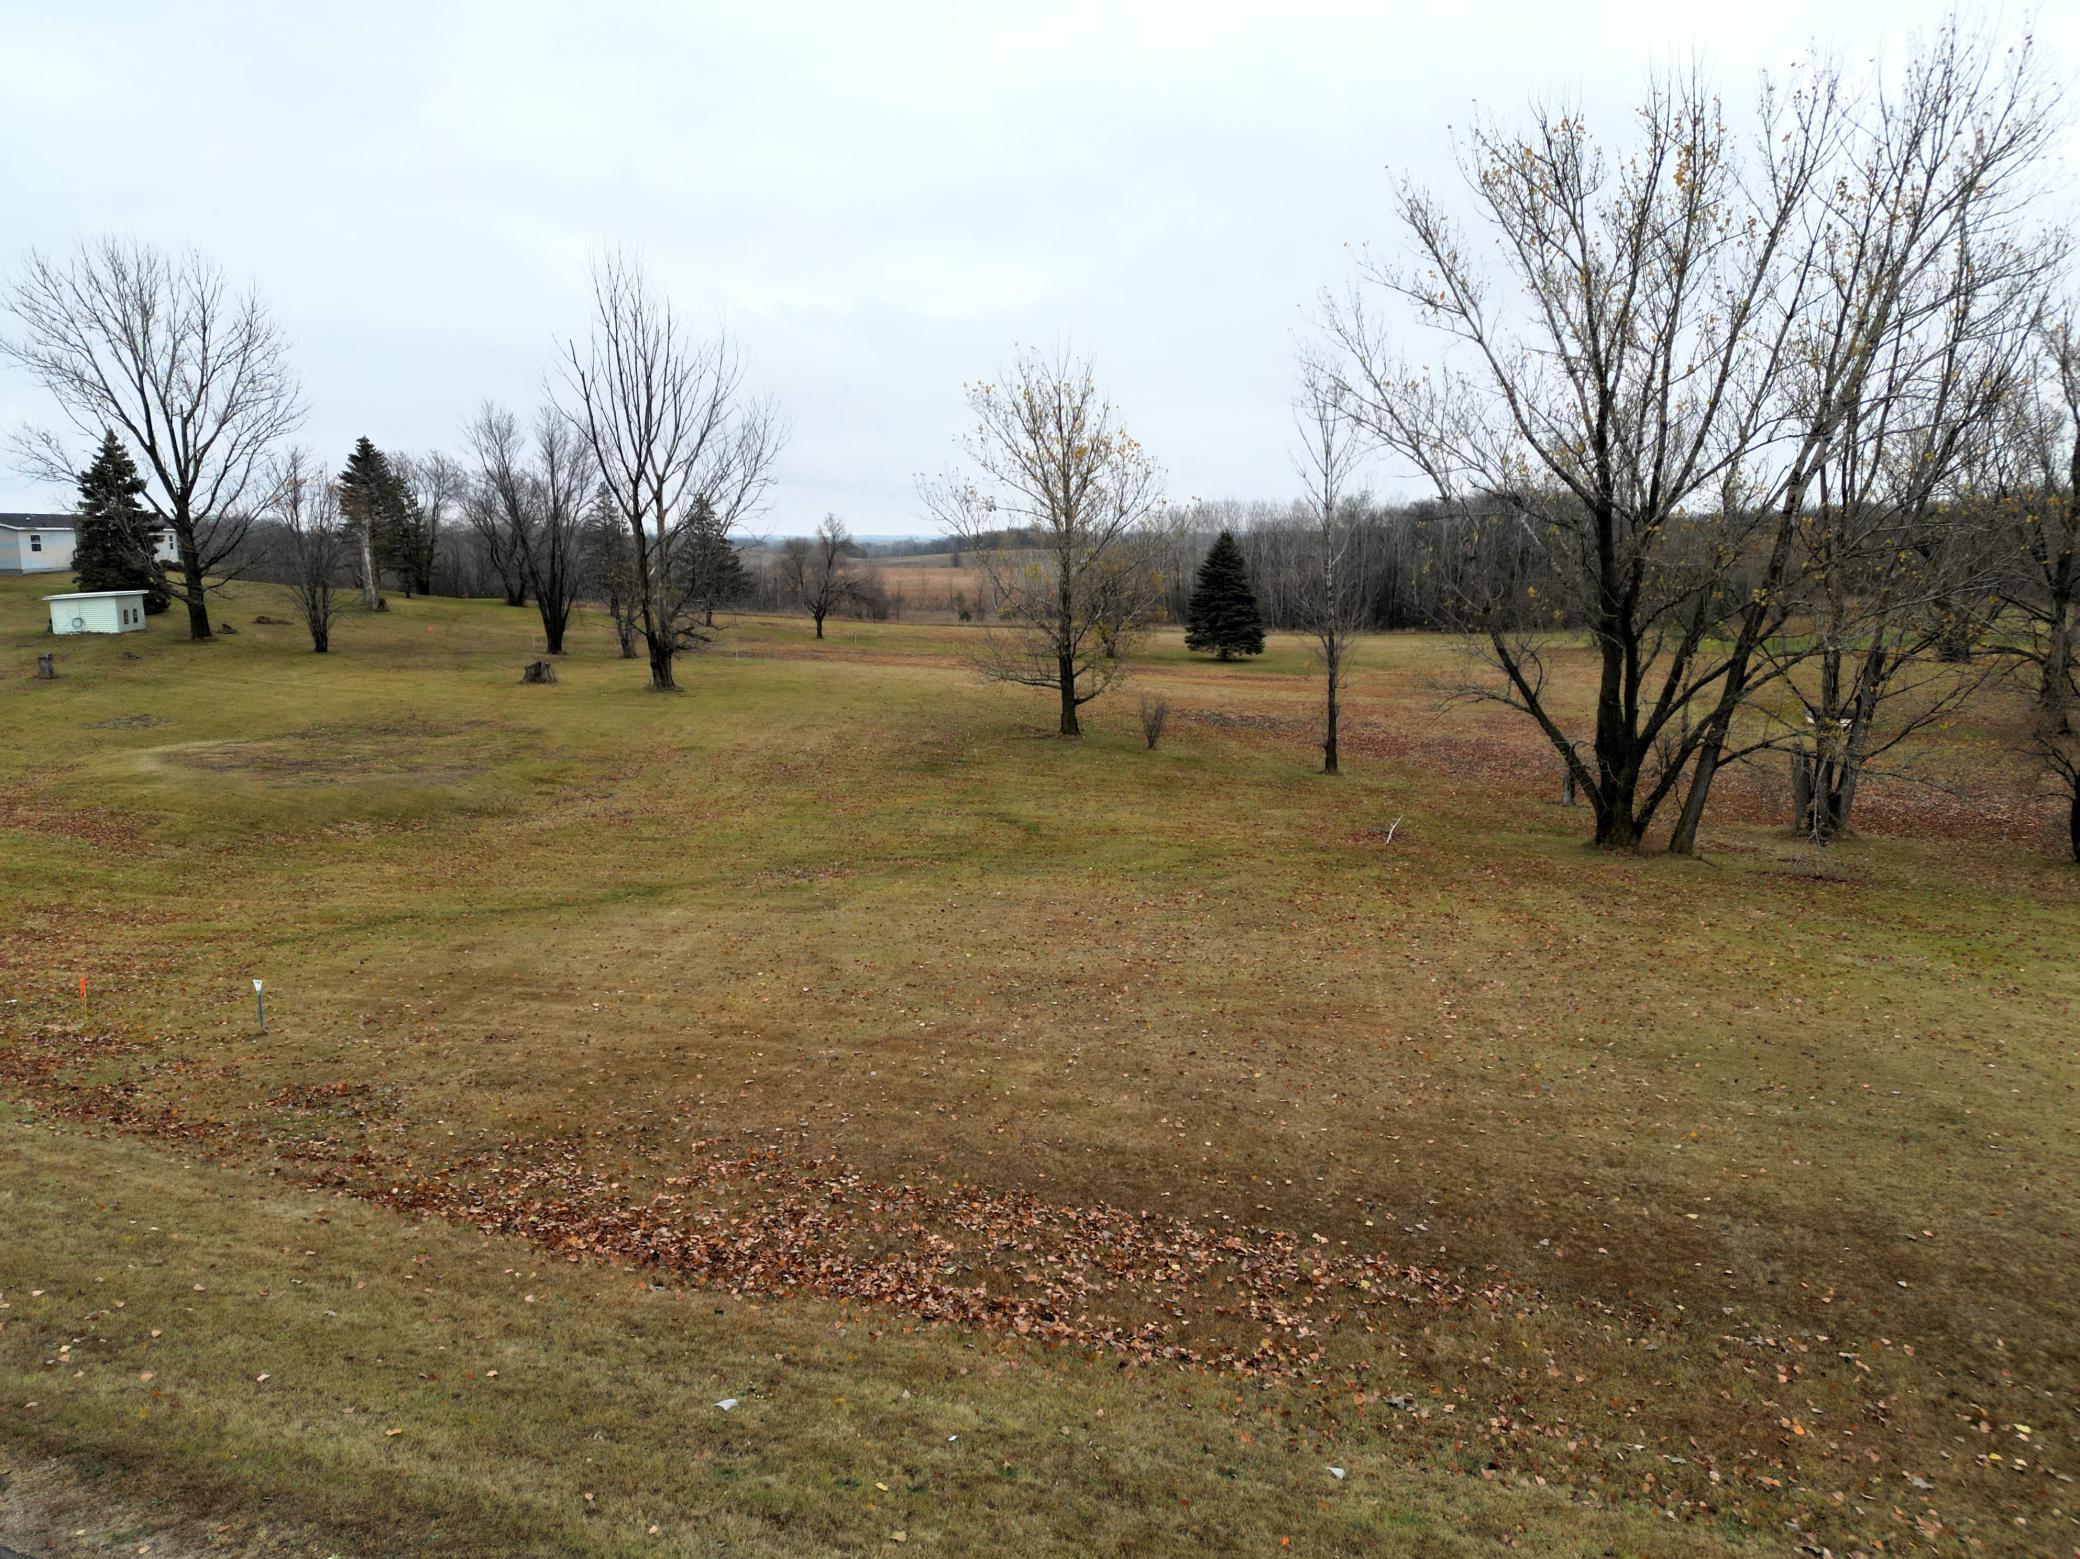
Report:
2,1,2073,535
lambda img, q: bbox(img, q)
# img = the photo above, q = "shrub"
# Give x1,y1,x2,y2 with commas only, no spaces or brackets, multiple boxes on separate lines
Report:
1138,694,1170,750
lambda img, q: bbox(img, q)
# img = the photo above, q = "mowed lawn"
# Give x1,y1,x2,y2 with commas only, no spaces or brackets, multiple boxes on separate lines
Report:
2,575,2076,1557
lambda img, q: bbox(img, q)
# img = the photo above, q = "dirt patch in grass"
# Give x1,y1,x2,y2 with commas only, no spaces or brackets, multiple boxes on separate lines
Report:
0,796,147,848
154,718,510,787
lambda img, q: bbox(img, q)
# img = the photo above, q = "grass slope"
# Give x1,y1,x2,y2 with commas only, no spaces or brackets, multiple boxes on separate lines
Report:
2,576,2075,1556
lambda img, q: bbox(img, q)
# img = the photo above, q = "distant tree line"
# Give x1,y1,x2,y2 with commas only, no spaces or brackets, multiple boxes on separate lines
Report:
7,19,2080,859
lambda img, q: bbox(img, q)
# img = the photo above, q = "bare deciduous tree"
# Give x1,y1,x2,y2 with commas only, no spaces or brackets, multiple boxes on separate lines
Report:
1672,26,2065,852
1294,358,1370,775
1993,311,2080,735
1330,25,2062,851
269,449,348,654
526,409,599,654
920,349,1166,736
781,514,858,638
393,450,465,598
3,238,303,641
557,252,782,691
464,402,536,610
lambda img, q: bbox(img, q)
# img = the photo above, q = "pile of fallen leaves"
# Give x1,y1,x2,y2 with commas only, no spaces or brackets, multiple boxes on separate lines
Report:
337,1139,1527,1380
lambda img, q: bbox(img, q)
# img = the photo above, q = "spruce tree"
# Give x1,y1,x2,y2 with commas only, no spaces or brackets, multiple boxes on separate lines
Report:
338,437,409,609
380,488,433,598
73,429,171,612
691,534,751,626
1183,529,1265,660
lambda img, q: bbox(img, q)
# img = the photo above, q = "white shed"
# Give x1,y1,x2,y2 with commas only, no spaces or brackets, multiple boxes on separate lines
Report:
45,589,150,635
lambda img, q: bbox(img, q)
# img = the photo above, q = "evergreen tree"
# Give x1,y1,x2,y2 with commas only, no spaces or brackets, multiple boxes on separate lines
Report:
379,489,433,598
337,436,409,609
72,429,171,612
1183,529,1265,660
690,534,752,627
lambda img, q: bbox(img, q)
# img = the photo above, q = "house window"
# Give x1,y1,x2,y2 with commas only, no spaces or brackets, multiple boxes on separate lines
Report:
28,534,41,552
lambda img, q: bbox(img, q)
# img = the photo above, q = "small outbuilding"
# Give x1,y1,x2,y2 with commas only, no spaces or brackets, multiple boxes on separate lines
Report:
44,589,151,636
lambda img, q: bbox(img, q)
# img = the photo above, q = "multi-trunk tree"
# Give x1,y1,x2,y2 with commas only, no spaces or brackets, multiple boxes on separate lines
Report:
1329,26,2062,850
1993,314,2080,738
780,514,858,638
467,403,602,652
556,252,782,690
920,349,1166,736
269,448,349,653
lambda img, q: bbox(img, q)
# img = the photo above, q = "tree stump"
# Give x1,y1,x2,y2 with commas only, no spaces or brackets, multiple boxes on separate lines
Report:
35,653,55,680
521,659,558,685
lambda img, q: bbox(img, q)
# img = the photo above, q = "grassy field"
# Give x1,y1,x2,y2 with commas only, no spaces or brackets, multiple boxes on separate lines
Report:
2,574,2076,1557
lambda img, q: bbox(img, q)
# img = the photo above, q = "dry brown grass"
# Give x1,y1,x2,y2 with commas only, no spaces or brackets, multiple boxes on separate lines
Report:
3,575,2077,1555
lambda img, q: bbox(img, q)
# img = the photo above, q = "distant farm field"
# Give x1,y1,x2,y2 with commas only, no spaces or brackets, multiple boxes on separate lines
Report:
2,575,2077,1557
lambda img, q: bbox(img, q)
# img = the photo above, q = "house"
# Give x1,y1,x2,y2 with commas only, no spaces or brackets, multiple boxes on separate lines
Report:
0,513,179,575
44,589,151,635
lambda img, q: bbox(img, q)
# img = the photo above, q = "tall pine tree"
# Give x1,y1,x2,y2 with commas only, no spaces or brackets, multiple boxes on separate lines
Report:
73,429,171,613
1183,529,1265,660
338,436,408,610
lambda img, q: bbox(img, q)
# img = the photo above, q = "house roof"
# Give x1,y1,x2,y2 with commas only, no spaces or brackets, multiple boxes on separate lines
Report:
2,514,173,533
43,589,147,601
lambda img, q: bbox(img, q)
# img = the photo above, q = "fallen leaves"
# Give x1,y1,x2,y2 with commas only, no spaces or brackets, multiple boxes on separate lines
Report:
330,1137,1526,1383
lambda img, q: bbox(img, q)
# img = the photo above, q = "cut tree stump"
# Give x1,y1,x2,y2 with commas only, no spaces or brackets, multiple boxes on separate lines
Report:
521,659,558,685
35,653,55,680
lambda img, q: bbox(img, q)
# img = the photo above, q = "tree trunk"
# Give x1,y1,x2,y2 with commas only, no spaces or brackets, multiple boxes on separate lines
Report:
1593,800,1641,849
1058,651,1080,737
813,610,825,639
1790,752,1814,837
2040,611,2073,734
1323,669,1340,775
1932,603,1974,663
359,526,383,612
1560,764,1576,807
173,531,213,642
2069,785,2080,865
1588,578,1641,848
1667,500,1805,856
311,628,329,653
646,636,675,691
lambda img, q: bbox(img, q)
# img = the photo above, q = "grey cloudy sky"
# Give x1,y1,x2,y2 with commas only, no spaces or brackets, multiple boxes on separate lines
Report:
3,1,2073,535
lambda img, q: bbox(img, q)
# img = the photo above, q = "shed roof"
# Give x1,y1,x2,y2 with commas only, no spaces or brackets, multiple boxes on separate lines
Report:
43,589,147,601
0,513,77,531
